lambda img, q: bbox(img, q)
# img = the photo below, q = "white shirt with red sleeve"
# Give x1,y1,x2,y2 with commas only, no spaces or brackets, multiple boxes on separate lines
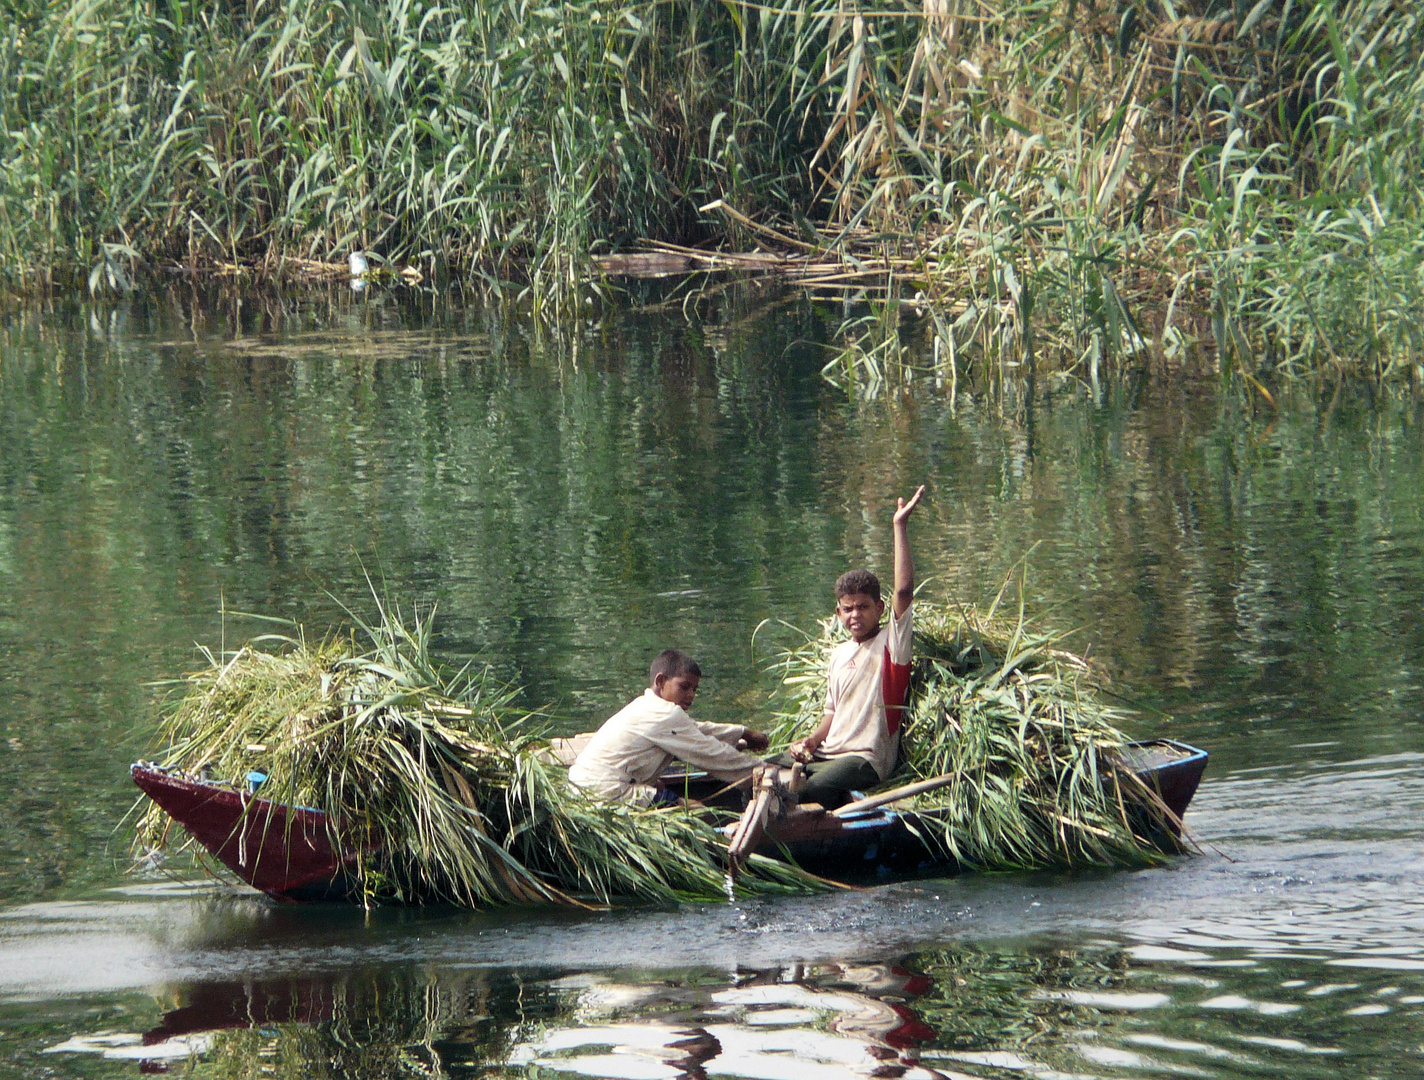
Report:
818,604,913,780
567,689,762,806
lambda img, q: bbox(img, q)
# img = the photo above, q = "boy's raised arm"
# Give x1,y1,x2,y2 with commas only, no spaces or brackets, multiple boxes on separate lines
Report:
892,485,926,618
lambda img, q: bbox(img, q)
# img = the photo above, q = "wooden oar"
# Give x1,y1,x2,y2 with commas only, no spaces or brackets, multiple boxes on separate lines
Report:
726,765,803,883
832,772,959,817
726,769,775,883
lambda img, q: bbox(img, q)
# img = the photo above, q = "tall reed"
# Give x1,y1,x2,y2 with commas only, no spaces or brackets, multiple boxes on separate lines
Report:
3,1,1421,378
794,0,1424,384
0,0,817,293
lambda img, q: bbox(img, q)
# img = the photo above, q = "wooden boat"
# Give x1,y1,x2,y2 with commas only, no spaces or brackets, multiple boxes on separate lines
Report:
130,740,1207,903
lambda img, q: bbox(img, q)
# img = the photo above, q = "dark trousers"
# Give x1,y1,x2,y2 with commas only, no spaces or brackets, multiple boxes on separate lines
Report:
768,752,880,810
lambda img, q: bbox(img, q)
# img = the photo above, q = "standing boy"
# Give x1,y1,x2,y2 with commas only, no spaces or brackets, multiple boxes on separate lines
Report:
779,486,926,809
569,649,770,806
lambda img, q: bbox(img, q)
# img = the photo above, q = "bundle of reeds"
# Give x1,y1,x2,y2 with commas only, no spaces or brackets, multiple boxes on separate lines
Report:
766,590,1187,870
133,602,818,906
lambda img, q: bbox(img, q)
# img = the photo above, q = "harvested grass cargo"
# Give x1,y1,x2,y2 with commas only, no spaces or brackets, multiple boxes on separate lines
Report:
132,601,819,907
765,591,1189,870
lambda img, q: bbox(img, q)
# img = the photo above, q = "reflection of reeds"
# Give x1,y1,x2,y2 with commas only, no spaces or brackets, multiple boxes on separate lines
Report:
767,589,1186,870
906,943,1132,1056
134,599,820,906
196,968,550,1080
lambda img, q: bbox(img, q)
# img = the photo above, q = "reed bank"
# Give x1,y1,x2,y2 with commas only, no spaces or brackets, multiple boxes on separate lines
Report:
3,0,1422,383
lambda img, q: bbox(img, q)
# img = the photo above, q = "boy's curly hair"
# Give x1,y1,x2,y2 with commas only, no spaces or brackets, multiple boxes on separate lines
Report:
835,569,882,601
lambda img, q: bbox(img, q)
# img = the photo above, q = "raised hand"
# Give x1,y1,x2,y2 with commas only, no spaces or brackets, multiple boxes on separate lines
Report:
893,485,926,527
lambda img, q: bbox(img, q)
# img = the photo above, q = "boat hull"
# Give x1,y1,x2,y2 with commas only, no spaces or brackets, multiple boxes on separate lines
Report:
760,740,1209,878
131,763,362,902
131,739,1207,902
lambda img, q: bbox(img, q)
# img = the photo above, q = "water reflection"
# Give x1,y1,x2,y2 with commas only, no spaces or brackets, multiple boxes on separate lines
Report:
2,289,1424,1074
2,291,1422,902
39,934,1423,1079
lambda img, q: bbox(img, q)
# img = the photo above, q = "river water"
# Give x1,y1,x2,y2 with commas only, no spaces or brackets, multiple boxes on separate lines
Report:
0,289,1420,1079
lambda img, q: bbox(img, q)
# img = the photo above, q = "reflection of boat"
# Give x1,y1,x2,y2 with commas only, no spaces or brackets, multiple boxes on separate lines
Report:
143,980,336,1044
127,968,534,1077
529,963,942,1079
130,739,1206,902
130,961,941,1079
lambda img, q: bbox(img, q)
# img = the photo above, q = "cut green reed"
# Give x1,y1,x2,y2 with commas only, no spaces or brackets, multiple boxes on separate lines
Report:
133,599,820,907
766,592,1187,870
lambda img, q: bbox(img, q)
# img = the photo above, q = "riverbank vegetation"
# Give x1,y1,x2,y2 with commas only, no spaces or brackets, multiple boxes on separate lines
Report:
4,1,1420,381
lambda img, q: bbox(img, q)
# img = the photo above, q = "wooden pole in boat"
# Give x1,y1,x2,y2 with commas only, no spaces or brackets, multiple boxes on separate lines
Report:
726,767,774,883
831,772,959,817
726,764,803,884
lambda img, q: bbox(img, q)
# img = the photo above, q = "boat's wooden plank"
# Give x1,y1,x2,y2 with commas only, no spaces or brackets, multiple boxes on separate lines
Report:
832,772,959,817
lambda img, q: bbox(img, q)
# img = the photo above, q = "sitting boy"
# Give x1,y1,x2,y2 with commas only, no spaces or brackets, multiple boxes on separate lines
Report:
776,485,925,809
569,649,770,806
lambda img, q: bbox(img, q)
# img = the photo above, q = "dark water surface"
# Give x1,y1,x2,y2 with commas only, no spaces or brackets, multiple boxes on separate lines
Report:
0,290,1421,1078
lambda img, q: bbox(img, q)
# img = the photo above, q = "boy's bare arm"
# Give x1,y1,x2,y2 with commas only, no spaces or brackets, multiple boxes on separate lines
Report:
892,485,926,618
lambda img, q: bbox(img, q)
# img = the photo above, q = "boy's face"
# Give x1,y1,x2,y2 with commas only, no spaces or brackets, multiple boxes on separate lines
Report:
836,591,885,642
654,672,699,710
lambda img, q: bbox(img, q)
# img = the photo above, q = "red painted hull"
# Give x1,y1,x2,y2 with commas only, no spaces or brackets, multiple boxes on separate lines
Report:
131,763,363,902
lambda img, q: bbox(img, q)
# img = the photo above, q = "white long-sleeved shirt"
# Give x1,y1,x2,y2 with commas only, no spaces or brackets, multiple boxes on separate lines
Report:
567,688,761,805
